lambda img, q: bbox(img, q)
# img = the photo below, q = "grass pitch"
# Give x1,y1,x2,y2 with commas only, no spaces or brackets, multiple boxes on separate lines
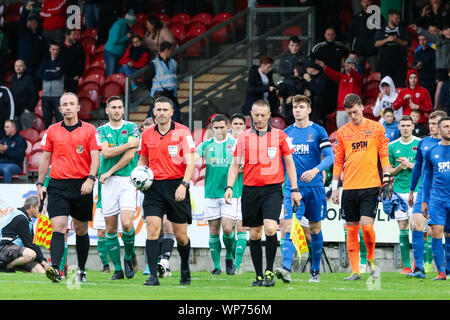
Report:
1,270,449,300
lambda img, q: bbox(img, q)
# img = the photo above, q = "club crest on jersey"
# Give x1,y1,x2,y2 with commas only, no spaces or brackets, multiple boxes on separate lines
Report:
76,145,84,154
168,145,178,157
267,147,277,159
412,146,417,152
415,93,420,98
121,130,128,137
366,130,371,136
307,134,314,142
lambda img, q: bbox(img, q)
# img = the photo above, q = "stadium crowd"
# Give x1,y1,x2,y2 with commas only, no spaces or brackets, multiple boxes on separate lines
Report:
0,0,450,286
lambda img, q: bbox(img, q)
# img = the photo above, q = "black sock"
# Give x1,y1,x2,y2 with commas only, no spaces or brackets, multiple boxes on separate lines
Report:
177,238,191,271
50,232,65,270
161,233,175,260
249,239,263,278
265,234,278,272
76,234,90,271
146,239,159,276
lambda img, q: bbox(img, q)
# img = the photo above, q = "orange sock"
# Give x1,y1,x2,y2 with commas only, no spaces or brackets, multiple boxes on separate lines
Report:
361,225,376,261
346,224,360,274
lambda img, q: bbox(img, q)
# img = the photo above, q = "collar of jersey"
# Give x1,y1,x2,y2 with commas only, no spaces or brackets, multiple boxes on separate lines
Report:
61,120,82,132
154,121,175,136
251,125,272,136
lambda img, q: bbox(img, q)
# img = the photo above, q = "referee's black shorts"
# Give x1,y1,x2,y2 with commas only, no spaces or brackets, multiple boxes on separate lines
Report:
241,183,283,228
47,178,93,222
142,178,192,224
341,187,379,223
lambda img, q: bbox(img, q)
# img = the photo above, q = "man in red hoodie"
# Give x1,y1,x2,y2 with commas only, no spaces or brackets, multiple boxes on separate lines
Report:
316,57,363,128
393,70,433,124
40,0,69,47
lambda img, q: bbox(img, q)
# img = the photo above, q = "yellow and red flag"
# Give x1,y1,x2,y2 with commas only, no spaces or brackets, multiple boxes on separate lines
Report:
33,213,52,250
290,213,309,257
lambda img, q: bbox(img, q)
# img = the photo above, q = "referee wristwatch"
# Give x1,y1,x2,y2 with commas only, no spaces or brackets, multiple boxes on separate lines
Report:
35,182,44,187
180,181,190,189
291,188,300,193
225,185,233,192
88,175,96,181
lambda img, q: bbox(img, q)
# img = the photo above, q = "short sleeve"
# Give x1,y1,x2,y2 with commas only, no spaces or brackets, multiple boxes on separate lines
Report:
388,143,395,166
98,127,108,143
233,133,245,158
279,130,294,156
140,130,149,158
181,128,196,155
89,125,102,151
196,141,206,157
40,130,53,152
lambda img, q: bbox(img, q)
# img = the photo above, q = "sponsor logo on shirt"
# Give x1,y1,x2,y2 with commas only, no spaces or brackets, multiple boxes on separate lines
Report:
352,140,368,151
438,161,450,172
293,144,310,154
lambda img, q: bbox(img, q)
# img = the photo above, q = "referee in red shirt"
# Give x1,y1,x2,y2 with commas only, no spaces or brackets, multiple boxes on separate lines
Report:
225,100,301,287
36,92,101,283
138,96,195,286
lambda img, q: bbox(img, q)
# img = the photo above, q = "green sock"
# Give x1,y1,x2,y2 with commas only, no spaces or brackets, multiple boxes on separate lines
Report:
106,232,122,272
359,228,367,264
122,228,135,261
222,231,236,260
399,229,411,268
97,236,110,267
234,232,247,269
424,235,433,264
209,234,222,270
280,237,285,252
59,243,68,271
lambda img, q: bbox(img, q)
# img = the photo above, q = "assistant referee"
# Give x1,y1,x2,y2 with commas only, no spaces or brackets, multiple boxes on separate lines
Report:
225,100,301,287
37,92,101,283
138,96,195,286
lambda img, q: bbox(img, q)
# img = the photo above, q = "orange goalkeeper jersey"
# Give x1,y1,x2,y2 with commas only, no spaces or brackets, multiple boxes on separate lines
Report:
333,118,390,190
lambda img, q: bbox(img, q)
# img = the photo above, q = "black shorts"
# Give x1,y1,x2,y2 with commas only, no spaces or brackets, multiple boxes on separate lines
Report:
341,187,379,223
241,183,283,228
0,243,24,264
47,178,93,222
142,178,192,224
436,69,449,82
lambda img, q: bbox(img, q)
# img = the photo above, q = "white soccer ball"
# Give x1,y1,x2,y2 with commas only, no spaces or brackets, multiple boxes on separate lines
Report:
130,166,154,191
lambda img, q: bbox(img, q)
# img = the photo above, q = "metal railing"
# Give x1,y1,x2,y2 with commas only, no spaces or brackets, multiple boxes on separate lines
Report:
125,6,315,128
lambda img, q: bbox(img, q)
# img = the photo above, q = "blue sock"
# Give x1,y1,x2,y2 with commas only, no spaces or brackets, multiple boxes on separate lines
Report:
311,231,323,273
282,233,296,272
412,231,424,271
445,237,450,273
432,237,445,273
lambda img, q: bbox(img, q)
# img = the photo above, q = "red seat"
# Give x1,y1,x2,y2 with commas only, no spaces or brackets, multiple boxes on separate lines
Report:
100,82,123,103
171,26,186,45
89,57,106,70
31,141,41,152
78,97,97,120
194,176,205,186
211,13,232,43
184,28,206,56
19,128,39,143
79,89,98,104
156,13,170,24
366,72,381,83
32,116,45,132
34,100,43,118
85,66,106,78
131,23,146,38
364,80,380,98
79,81,100,92
25,140,32,156
106,73,126,89
329,130,337,142
191,13,212,29
4,14,20,24
270,117,286,129
95,44,105,54
38,130,46,141
188,21,206,31
81,37,97,57
84,73,105,87
136,13,148,25
170,13,191,27
4,2,23,16
192,128,206,144
27,150,43,173
81,28,98,41
363,104,378,120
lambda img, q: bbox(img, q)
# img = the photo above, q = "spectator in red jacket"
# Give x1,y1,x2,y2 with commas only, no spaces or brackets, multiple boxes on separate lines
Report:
118,35,151,77
393,69,433,124
316,57,363,128
39,0,69,47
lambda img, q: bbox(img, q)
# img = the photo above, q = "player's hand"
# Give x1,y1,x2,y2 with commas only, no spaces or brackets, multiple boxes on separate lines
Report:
379,174,394,201
408,190,415,208
291,190,302,208
300,168,319,183
224,188,233,205
409,24,418,31
175,184,187,202
99,171,112,184
37,184,44,209
378,92,384,100
127,138,140,149
303,73,312,82
404,94,411,100
421,202,429,219
331,189,340,205
81,178,94,195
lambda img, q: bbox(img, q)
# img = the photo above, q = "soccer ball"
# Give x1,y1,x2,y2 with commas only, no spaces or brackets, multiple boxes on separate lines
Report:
130,166,154,191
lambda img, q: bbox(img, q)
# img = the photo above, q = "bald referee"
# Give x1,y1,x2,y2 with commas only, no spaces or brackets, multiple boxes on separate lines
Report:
225,100,301,287
138,96,195,286
37,92,101,283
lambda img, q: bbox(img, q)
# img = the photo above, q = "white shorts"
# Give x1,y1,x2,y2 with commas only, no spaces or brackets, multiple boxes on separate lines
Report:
300,216,310,228
101,176,138,217
92,207,123,231
394,193,414,221
203,197,242,221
